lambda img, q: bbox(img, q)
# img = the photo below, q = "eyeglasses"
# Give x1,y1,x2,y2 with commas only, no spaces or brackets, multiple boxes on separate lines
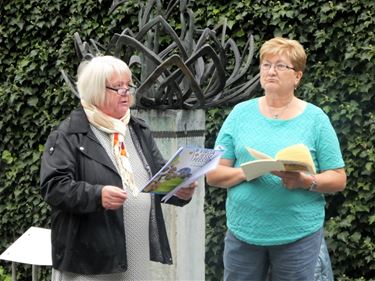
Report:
106,85,137,96
260,63,295,72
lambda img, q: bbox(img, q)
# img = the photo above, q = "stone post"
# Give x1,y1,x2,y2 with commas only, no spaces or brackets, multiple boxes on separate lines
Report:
133,109,206,281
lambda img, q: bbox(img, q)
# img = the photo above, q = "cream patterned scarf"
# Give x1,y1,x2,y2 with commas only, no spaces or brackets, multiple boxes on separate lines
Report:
81,100,138,196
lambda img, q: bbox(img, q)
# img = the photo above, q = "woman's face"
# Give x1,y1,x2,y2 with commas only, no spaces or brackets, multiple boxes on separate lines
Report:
100,71,133,119
260,54,302,95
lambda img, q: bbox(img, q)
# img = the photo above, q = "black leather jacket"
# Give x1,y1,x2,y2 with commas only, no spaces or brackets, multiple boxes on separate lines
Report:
40,106,188,274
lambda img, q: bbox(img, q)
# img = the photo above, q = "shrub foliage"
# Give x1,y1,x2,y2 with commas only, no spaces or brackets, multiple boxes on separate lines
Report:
0,0,374,280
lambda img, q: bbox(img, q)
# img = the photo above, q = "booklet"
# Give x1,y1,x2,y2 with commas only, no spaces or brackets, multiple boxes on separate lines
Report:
141,146,223,202
240,144,316,181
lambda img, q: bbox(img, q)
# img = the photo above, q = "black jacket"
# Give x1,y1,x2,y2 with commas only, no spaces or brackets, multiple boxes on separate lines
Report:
40,106,188,274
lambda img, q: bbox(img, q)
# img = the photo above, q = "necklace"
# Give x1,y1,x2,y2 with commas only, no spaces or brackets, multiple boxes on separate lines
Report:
265,97,294,119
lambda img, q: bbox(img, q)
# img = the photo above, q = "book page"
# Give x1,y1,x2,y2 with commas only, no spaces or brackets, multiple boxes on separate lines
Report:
141,147,223,201
240,159,285,181
161,150,222,202
280,160,315,174
241,144,316,181
141,147,185,194
276,144,316,174
246,147,273,160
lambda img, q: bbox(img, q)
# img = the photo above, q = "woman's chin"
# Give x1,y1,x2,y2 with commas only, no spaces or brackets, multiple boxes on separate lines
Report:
109,108,129,119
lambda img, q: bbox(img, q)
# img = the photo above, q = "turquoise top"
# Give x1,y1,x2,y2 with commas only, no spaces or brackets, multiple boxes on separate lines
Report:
215,98,345,245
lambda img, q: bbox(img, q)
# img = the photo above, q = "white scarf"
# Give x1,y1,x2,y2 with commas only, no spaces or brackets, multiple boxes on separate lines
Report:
81,100,138,196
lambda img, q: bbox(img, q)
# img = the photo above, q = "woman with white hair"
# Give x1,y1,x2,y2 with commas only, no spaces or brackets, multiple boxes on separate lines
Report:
40,55,197,280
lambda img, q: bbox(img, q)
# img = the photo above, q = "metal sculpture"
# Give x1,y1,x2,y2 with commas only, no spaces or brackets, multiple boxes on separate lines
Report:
61,0,260,109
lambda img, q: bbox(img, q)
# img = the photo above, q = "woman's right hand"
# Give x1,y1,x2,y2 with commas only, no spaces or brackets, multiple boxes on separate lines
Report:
101,185,128,210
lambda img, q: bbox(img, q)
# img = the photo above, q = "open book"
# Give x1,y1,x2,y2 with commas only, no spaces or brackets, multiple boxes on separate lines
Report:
141,146,223,202
240,144,316,181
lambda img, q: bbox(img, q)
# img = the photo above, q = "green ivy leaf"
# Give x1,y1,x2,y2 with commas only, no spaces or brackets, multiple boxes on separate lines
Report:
27,97,38,107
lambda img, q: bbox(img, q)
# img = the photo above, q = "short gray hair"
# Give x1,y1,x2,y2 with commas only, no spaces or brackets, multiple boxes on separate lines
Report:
77,55,132,107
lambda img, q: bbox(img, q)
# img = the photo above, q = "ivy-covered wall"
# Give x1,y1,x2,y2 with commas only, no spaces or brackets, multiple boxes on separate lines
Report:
1,0,374,280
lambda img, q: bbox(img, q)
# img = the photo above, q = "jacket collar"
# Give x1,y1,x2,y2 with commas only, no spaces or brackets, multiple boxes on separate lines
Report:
68,106,91,134
66,106,118,175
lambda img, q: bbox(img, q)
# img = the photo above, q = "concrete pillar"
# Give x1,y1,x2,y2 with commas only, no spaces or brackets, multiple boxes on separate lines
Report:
133,109,205,281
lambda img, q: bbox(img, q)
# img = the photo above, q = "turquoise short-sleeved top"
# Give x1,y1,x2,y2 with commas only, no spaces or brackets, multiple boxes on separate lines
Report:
215,98,345,246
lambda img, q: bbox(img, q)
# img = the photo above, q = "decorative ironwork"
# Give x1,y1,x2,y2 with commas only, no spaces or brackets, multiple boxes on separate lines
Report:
61,0,260,109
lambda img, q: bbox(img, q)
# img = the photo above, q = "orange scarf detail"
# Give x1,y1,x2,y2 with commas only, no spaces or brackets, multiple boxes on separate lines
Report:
114,133,127,157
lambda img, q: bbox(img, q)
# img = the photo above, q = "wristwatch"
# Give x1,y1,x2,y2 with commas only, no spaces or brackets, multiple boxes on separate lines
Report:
308,175,318,192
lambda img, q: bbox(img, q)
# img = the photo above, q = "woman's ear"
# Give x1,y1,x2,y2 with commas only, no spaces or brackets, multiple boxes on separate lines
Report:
294,71,303,88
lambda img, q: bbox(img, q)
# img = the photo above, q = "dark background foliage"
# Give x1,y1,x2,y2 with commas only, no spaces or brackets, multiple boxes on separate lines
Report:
1,0,374,280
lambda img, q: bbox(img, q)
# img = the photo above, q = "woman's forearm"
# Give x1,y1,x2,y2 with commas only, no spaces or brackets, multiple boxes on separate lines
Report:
206,165,247,189
308,169,346,193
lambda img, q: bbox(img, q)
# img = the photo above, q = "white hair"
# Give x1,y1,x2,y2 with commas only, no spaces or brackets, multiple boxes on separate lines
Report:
76,55,132,107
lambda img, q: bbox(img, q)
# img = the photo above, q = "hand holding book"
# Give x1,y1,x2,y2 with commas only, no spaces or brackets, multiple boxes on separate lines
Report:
173,181,198,200
141,146,223,202
240,144,316,181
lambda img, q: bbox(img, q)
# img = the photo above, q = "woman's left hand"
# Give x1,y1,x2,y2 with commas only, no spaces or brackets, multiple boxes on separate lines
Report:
272,171,309,190
174,181,198,200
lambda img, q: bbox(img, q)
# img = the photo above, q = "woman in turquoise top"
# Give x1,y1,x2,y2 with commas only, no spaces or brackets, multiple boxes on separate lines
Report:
207,37,346,281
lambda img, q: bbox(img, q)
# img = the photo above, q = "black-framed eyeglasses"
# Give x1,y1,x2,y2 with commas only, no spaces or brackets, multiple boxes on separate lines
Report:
106,85,137,96
260,63,296,72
